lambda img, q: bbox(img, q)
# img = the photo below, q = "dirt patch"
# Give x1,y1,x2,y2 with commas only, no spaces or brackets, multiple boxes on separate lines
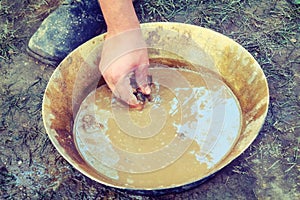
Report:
1,0,299,199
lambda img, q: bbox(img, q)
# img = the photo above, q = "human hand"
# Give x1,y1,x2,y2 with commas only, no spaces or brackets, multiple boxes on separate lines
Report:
99,29,151,107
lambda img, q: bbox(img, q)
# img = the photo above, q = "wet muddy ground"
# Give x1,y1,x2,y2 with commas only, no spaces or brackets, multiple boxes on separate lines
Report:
1,0,299,199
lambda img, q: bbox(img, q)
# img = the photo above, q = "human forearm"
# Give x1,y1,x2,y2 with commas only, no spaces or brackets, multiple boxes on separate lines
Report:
98,0,140,36
98,0,150,107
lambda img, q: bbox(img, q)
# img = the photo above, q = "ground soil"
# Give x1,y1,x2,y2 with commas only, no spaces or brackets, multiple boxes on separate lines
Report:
0,0,299,199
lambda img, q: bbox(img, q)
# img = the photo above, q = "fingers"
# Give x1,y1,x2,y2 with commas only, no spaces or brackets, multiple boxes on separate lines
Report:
99,29,147,74
114,75,139,106
101,55,148,107
135,63,151,95
98,28,151,107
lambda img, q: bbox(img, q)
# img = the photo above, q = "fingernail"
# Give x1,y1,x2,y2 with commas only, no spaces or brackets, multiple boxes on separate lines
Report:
144,85,151,95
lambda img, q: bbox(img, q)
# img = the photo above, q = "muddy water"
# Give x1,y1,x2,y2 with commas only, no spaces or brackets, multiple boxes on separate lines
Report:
74,67,242,188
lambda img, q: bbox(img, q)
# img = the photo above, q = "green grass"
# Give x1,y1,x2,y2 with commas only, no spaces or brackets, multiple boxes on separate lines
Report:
0,0,299,198
0,0,61,61
0,1,17,61
0,21,17,61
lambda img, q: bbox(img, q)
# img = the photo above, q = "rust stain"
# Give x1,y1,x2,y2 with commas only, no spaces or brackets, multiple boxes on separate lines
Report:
149,57,195,70
43,23,269,190
47,51,95,166
55,129,84,164
217,45,268,122
252,103,268,120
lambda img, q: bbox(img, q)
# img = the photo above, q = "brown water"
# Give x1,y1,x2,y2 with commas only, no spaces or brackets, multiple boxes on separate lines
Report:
74,67,242,188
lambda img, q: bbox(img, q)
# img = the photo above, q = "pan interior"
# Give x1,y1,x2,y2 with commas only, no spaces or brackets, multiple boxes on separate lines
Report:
74,66,242,189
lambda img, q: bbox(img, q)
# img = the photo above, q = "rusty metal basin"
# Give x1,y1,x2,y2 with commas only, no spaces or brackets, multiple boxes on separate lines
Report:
42,22,269,195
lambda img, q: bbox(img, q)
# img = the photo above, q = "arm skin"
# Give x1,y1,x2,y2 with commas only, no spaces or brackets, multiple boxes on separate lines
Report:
98,0,151,106
99,0,140,35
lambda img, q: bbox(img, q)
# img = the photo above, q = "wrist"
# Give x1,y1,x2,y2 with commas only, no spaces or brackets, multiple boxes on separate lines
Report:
100,28,147,73
107,21,140,37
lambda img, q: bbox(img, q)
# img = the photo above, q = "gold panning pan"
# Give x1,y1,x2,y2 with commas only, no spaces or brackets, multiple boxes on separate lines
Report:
42,22,269,194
